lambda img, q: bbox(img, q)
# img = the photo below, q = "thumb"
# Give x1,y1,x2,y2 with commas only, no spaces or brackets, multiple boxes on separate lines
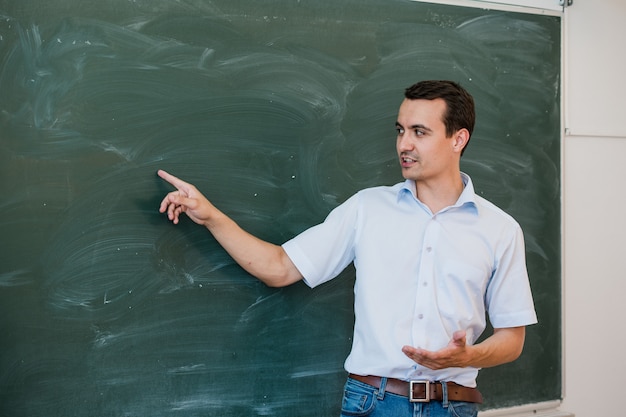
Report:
172,193,200,211
452,330,467,347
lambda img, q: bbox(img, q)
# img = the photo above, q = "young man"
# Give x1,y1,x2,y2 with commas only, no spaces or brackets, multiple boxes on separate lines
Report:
158,80,537,417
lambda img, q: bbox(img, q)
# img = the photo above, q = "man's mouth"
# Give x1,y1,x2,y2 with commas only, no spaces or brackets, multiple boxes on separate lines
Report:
401,155,418,166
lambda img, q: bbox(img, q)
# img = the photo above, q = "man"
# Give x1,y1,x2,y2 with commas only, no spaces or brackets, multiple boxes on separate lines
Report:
158,80,537,417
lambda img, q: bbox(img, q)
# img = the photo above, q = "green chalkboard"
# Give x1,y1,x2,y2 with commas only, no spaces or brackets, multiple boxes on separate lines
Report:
0,0,561,415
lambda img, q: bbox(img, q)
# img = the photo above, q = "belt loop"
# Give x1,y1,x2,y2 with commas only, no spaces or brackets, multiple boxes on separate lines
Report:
376,377,387,400
441,382,449,408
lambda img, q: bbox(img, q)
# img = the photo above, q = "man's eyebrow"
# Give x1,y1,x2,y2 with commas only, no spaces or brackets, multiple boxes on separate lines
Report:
395,121,433,132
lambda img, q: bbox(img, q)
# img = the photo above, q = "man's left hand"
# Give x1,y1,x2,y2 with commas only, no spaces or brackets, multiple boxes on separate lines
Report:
401,330,471,370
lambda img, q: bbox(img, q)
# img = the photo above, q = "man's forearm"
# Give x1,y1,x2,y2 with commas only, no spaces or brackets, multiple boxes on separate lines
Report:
204,211,302,288
465,327,526,369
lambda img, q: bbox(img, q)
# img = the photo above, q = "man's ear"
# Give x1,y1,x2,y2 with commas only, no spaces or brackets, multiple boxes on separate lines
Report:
453,129,470,153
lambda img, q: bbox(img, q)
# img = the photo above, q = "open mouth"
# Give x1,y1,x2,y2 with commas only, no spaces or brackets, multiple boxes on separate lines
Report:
401,155,418,166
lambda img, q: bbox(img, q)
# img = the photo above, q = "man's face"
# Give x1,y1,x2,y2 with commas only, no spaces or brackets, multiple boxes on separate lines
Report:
395,98,459,182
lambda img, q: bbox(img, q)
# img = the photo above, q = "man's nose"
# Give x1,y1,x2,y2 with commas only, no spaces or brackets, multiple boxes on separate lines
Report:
397,134,413,152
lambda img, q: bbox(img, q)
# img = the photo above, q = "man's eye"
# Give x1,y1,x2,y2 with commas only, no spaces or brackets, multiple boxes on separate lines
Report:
396,127,404,135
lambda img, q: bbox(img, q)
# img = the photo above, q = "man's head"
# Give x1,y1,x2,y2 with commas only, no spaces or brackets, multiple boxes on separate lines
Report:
404,80,475,155
396,81,475,183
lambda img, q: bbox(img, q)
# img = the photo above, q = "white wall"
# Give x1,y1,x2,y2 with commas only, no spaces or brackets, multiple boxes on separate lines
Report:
560,0,626,416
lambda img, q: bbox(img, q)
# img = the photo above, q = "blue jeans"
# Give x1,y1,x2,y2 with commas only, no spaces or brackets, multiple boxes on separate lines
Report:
340,377,479,417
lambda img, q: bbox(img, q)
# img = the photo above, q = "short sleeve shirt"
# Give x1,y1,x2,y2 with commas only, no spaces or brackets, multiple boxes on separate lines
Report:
282,173,537,387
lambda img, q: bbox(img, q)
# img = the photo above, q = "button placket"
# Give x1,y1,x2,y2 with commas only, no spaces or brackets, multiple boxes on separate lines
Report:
411,217,440,346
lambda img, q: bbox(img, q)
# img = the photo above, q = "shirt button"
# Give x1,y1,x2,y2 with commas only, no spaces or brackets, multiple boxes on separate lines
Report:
426,246,432,253
418,314,424,319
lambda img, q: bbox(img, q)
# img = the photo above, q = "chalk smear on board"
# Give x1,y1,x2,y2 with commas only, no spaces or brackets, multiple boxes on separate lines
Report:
0,269,32,287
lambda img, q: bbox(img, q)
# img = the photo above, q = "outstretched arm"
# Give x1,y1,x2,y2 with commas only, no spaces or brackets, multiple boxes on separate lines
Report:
401,327,526,370
157,169,303,287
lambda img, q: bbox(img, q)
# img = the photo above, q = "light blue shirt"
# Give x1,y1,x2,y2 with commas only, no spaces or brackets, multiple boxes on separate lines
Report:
282,173,537,387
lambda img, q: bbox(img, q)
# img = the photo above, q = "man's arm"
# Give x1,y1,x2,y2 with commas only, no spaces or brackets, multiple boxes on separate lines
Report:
157,170,303,288
401,326,526,370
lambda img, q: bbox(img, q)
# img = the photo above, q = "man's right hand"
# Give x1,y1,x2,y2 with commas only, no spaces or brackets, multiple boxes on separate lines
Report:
158,169,217,226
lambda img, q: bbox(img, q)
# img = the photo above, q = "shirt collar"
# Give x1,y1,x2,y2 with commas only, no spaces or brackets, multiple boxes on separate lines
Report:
398,172,478,214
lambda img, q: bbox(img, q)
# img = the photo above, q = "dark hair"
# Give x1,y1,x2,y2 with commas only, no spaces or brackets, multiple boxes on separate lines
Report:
404,80,475,154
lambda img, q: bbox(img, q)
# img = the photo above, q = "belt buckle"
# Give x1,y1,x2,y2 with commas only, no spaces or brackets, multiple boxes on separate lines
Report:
409,380,430,403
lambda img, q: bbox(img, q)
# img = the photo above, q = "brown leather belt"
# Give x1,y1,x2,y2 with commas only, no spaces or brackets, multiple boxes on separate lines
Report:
349,374,483,404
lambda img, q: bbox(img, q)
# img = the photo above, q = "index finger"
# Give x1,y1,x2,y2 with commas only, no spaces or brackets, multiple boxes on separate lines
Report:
157,169,187,190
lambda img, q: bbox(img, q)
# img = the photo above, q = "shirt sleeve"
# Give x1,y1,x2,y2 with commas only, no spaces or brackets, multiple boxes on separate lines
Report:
282,194,359,288
486,224,538,328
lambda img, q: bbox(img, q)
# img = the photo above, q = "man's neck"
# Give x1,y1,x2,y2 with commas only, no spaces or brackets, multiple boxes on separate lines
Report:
413,172,465,214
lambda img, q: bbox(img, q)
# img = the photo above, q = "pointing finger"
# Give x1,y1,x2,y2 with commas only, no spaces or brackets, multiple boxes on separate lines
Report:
157,169,188,191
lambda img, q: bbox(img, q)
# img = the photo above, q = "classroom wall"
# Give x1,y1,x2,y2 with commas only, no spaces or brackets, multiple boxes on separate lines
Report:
560,0,626,416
